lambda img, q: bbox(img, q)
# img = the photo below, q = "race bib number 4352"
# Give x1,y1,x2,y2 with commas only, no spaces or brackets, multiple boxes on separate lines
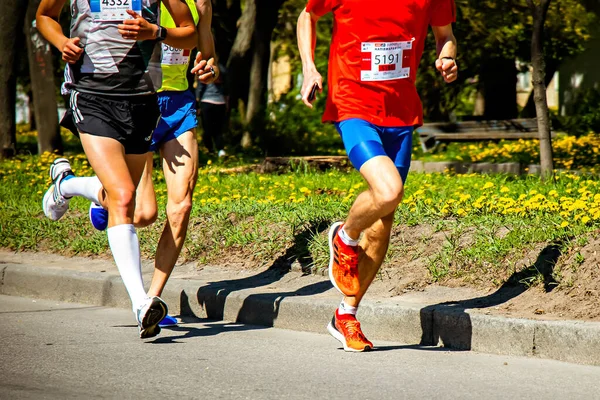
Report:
360,40,413,82
90,0,142,21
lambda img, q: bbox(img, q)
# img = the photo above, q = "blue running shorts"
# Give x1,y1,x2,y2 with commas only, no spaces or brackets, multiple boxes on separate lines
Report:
334,118,414,183
150,90,198,152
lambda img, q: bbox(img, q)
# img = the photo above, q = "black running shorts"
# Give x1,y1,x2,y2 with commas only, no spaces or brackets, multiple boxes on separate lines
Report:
61,90,160,155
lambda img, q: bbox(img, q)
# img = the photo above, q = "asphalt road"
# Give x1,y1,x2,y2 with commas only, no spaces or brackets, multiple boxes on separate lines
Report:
1,295,599,400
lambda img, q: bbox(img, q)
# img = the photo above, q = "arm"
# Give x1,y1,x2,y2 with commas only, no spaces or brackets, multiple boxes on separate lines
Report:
297,8,322,108
36,0,83,64
196,0,216,60
432,24,458,83
118,0,197,49
161,0,198,49
190,0,218,83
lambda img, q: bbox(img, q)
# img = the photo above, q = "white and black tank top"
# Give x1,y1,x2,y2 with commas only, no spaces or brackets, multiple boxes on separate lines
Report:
63,0,162,96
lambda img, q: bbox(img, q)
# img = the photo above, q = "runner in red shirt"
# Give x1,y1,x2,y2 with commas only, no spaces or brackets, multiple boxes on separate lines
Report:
297,0,458,352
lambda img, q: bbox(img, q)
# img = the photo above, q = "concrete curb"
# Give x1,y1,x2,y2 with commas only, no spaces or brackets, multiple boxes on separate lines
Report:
262,157,542,176
411,161,543,175
2,263,600,366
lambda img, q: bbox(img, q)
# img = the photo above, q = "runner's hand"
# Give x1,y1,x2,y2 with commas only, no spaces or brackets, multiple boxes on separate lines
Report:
435,58,458,83
191,52,219,84
118,10,155,41
300,70,323,108
61,37,83,64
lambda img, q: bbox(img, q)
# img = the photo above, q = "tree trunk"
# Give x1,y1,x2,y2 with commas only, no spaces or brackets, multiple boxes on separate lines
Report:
27,90,36,130
520,59,558,118
528,0,554,179
226,0,255,103
481,56,518,120
226,0,284,149
0,0,27,159
212,0,241,63
226,0,255,147
25,0,62,155
245,1,277,128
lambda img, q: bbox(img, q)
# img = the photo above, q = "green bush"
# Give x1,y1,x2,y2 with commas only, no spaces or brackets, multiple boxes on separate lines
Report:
258,89,343,156
555,88,600,137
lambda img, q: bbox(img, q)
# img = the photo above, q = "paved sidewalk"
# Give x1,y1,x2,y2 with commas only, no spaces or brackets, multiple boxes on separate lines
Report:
1,250,599,366
4,295,600,399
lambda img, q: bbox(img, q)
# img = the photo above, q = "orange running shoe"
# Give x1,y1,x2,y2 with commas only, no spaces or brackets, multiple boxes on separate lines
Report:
328,222,359,296
327,309,373,352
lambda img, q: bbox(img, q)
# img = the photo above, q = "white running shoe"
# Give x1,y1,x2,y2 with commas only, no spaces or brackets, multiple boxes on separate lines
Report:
136,296,168,339
42,158,74,221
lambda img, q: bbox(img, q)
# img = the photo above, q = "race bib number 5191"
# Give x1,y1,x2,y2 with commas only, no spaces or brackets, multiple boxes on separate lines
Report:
90,0,142,21
360,40,413,82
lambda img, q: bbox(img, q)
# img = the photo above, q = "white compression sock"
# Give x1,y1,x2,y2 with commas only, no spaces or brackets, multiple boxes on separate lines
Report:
60,175,102,204
107,224,148,311
339,226,359,246
338,300,358,315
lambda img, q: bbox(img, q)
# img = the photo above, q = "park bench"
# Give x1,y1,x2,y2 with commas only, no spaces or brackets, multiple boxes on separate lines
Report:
417,118,553,152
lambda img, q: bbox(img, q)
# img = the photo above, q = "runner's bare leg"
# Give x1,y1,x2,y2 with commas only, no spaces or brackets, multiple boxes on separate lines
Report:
343,155,404,241
133,153,158,228
147,130,198,297
343,211,395,307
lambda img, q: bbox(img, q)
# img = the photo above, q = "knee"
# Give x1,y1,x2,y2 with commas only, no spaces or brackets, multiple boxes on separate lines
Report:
166,197,193,225
373,183,404,212
134,208,158,228
107,187,136,215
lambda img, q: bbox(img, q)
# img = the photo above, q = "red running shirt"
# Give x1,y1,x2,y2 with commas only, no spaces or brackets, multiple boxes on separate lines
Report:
306,0,456,127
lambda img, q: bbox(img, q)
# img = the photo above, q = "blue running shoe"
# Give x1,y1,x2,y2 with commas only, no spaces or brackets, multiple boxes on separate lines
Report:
159,315,178,327
89,202,108,231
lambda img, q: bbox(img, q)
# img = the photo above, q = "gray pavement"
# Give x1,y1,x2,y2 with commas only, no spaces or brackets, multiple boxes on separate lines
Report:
1,295,599,400
3,251,600,366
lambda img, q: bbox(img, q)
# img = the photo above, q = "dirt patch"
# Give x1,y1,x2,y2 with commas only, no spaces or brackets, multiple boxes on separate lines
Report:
486,236,600,321
364,231,600,321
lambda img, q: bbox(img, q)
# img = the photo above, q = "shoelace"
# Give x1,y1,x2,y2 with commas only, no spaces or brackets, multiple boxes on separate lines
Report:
53,186,66,205
339,252,358,273
342,319,365,340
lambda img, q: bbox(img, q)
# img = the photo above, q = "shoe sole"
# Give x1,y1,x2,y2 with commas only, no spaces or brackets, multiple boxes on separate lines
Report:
328,221,348,296
327,321,371,352
140,324,161,339
139,297,168,339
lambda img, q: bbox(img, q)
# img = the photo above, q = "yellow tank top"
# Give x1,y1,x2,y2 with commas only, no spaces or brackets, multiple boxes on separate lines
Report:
158,0,199,92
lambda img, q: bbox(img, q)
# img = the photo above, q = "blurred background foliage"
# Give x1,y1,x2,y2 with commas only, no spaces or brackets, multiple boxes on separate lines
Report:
5,0,600,157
